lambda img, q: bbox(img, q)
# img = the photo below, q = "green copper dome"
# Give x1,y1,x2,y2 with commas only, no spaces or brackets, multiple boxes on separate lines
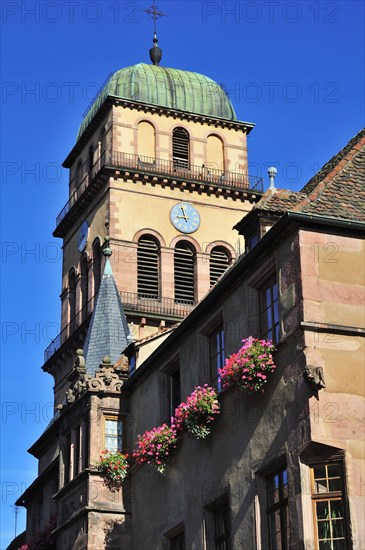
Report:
77,63,237,140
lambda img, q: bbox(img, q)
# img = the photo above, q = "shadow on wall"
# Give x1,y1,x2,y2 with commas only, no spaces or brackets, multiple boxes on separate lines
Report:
72,533,87,550
104,519,130,549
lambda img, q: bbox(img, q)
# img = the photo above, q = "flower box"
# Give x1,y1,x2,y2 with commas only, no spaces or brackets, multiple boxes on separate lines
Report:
133,424,178,473
173,384,220,439
97,450,129,492
219,337,276,394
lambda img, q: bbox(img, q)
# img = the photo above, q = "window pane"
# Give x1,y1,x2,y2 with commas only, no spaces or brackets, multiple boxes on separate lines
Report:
314,465,326,480
267,474,280,506
267,468,288,550
105,420,117,435
330,501,344,519
209,325,225,386
104,419,122,451
318,520,331,540
213,504,230,548
269,531,282,550
329,478,341,492
327,464,341,478
315,479,328,494
282,470,288,498
319,541,332,550
332,519,344,538
333,540,346,550
269,510,281,535
273,283,279,301
260,277,280,343
316,501,330,520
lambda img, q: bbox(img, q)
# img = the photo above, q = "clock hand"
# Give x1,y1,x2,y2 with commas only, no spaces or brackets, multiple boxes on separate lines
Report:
179,205,189,221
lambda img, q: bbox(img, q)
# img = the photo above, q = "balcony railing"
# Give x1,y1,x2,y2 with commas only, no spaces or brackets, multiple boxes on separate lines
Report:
44,295,95,362
44,292,195,363
56,151,263,228
120,291,196,318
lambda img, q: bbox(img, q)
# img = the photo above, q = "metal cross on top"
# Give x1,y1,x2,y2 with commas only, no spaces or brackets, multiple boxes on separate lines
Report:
143,1,167,35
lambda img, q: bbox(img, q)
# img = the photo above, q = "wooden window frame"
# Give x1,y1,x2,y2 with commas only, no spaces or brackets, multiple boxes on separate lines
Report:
310,462,350,550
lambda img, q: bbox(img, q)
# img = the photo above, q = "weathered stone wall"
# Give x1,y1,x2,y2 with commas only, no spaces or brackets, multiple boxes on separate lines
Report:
128,225,364,549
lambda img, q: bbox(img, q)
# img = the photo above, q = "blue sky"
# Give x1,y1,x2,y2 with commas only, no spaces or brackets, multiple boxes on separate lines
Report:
0,0,364,545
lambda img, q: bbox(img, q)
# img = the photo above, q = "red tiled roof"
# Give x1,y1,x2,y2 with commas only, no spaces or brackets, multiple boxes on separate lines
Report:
252,188,307,212
254,129,365,222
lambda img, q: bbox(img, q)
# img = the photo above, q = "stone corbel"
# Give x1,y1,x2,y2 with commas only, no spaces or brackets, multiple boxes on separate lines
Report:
86,355,129,393
304,365,326,390
65,349,91,404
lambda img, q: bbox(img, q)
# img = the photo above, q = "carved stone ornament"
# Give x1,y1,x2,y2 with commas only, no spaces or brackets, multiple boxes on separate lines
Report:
65,352,129,404
304,365,326,390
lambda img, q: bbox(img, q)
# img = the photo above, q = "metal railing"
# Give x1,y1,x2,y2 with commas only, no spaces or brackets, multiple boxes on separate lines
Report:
120,291,196,318
44,295,95,362
56,153,106,226
43,292,195,363
112,151,263,190
56,151,263,227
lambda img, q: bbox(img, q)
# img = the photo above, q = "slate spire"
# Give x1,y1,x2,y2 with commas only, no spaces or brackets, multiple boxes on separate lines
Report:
84,230,132,375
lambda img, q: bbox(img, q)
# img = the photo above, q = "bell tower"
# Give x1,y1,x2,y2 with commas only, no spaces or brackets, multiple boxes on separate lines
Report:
15,31,264,549
44,37,263,407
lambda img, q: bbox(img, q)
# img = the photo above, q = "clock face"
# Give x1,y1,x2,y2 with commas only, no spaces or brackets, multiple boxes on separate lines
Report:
170,202,200,234
78,221,89,252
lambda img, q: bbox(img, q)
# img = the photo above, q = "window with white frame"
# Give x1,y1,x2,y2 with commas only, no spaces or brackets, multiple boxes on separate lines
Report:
104,417,123,452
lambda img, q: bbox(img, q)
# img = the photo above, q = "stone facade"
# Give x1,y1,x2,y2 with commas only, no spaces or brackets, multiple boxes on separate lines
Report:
126,218,364,549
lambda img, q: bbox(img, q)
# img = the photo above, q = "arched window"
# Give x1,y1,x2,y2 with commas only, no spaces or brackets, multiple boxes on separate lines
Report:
88,145,94,172
173,127,190,169
138,121,156,160
174,241,196,304
92,240,102,296
80,257,89,321
207,135,224,173
99,129,106,160
210,246,231,287
137,235,160,299
75,160,82,186
68,269,77,330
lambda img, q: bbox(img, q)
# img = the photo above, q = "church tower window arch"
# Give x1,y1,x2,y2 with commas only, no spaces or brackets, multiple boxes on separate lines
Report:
207,134,225,173
92,238,102,297
88,144,94,173
137,234,161,299
172,127,190,169
75,159,83,186
174,240,196,304
80,255,89,321
138,120,156,160
68,267,77,330
209,245,232,287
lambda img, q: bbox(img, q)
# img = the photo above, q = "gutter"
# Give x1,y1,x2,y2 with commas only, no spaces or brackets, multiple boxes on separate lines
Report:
123,211,365,390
